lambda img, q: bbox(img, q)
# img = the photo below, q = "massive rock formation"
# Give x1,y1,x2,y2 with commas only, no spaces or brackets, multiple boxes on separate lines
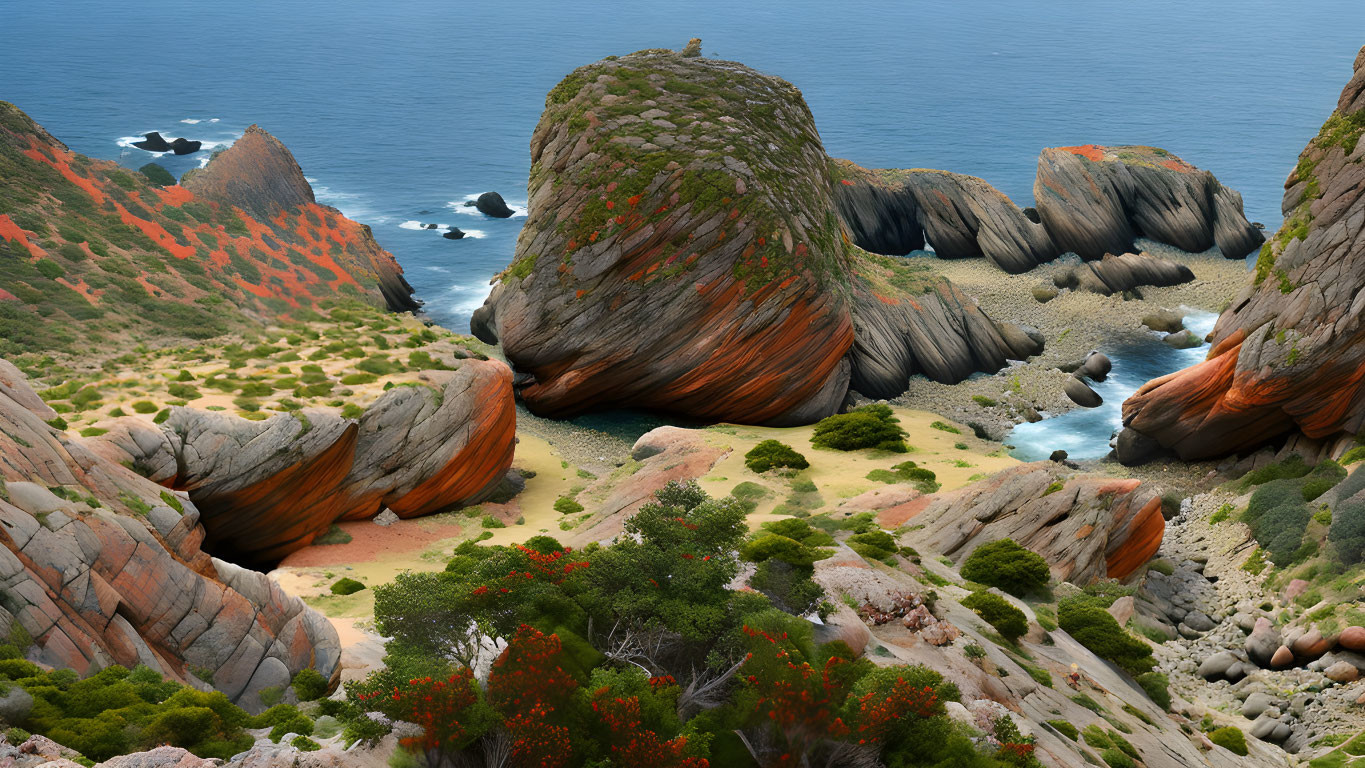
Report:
91,361,516,566
833,145,1262,271
0,360,339,712
0,103,417,358
900,463,1166,584
472,44,1040,424
833,162,1059,273
1119,47,1365,463
1035,144,1264,261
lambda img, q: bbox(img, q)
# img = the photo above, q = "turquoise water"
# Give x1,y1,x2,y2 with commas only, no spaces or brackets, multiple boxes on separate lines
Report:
2,1,1361,334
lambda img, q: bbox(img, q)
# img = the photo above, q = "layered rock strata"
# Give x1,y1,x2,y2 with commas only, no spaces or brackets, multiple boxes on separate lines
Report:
472,44,1040,424
0,359,339,711
1119,47,1365,463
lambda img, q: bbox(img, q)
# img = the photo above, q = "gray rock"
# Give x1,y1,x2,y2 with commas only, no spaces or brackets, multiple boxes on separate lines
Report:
0,684,32,725
1064,376,1102,408
1246,617,1281,667
1142,309,1185,334
1242,692,1281,719
373,508,399,527
1078,351,1112,382
1032,286,1058,303
1183,610,1216,632
1163,329,1202,349
1199,651,1240,681
1249,715,1292,743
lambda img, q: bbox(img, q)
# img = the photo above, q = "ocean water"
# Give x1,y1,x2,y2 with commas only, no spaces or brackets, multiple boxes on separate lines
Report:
3,1,1361,336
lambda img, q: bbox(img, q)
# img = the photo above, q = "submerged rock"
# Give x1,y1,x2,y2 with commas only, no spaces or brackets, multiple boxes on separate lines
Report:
443,226,466,239
1064,375,1102,408
131,131,172,152
1121,47,1365,461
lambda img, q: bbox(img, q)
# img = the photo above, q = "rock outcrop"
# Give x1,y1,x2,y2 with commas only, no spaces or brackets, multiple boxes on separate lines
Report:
1035,144,1264,260
0,103,418,359
471,191,515,218
90,361,516,566
834,162,1058,273
472,44,1039,424
181,125,314,219
1058,251,1195,295
900,463,1166,584
168,138,201,155
0,359,339,711
131,132,172,152
1119,48,1365,463
833,146,1260,272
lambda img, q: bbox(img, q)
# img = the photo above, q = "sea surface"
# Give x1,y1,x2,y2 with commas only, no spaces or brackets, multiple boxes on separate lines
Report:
4,1,1362,335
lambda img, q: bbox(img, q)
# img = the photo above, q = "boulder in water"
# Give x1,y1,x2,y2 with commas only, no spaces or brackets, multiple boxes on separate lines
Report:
132,131,172,152
425,223,438,229
1141,309,1184,334
1064,375,1102,408
169,137,202,155
1078,351,1112,381
443,227,466,240
1163,329,1202,349
474,191,515,218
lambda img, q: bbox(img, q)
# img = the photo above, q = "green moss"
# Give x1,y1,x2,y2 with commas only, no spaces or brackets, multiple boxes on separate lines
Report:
329,577,366,595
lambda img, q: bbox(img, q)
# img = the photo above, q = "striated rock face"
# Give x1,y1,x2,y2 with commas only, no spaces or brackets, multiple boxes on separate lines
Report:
834,162,1058,273
1119,48,1365,462
0,359,339,712
834,146,1259,272
472,45,1039,424
181,125,314,219
0,103,417,359
901,463,1165,584
1035,144,1264,261
91,361,516,566
1060,251,1195,296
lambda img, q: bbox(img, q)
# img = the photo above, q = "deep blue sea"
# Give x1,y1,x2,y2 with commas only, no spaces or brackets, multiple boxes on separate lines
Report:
3,2,1362,334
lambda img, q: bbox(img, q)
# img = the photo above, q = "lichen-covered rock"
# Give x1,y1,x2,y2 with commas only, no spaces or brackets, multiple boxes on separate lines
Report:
91,361,515,566
1034,144,1263,260
472,43,1039,424
900,463,1165,583
833,162,1057,273
0,359,339,711
1120,48,1365,462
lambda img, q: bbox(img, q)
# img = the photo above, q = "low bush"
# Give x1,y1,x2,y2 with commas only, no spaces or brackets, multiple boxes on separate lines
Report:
847,529,899,564
138,163,176,186
553,496,583,515
810,404,907,452
1136,671,1170,710
743,439,809,473
961,591,1028,642
1243,480,1311,565
1047,720,1078,740
1058,596,1154,676
864,461,938,493
960,539,1050,597
1207,726,1247,756
130,401,158,414
330,578,366,596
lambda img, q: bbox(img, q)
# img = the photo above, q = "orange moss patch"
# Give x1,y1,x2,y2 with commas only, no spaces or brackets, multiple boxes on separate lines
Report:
0,213,44,258
156,184,195,208
1055,144,1105,162
22,136,108,205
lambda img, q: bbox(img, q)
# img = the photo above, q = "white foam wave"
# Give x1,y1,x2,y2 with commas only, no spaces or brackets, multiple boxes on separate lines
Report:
439,283,493,316
180,118,201,124
399,221,485,239
447,194,528,218
460,229,487,239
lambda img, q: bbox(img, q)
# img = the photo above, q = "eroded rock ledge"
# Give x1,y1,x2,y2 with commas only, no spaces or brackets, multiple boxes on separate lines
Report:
91,359,517,566
1119,46,1365,463
0,360,339,712
472,44,1040,425
833,145,1263,273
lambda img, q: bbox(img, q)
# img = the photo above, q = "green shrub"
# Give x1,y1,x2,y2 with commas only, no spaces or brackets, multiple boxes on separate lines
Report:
292,736,321,751
1099,747,1135,768
481,515,505,529
1047,720,1078,740
960,539,1050,597
1342,446,1365,465
131,401,158,414
1244,480,1312,564
811,405,908,452
1082,724,1112,748
1207,726,1247,756
971,395,997,407
313,525,352,546
864,461,939,493
330,578,366,596
1071,692,1103,713
847,529,899,564
1209,503,1233,524
1331,496,1365,564
554,496,584,515
1240,454,1312,488
139,163,176,186
744,440,809,473
740,534,816,568
1058,596,1154,676
1136,671,1170,710
961,591,1028,642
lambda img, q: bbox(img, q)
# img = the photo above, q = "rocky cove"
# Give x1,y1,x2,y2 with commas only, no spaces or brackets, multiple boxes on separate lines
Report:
0,27,1364,768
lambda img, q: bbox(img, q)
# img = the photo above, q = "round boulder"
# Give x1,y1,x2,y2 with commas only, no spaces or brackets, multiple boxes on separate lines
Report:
1078,351,1112,382
1339,625,1365,651
443,227,466,240
1064,376,1102,408
473,191,515,218
1325,660,1359,683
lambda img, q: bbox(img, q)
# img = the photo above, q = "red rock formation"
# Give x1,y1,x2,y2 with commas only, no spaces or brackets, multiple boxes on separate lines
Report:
472,46,1039,424
0,102,417,359
0,359,339,712
91,361,516,566
900,463,1164,584
1120,48,1365,462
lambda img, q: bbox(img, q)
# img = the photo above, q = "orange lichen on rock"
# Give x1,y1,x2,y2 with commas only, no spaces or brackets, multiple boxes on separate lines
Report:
0,213,44,258
1055,144,1105,162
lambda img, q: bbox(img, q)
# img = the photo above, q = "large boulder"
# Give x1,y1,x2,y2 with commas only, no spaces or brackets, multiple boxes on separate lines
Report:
1062,251,1195,295
472,44,1038,425
833,162,1057,273
0,360,340,712
1120,48,1365,461
901,463,1165,584
472,191,515,218
91,362,516,566
131,131,172,152
1034,144,1263,260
